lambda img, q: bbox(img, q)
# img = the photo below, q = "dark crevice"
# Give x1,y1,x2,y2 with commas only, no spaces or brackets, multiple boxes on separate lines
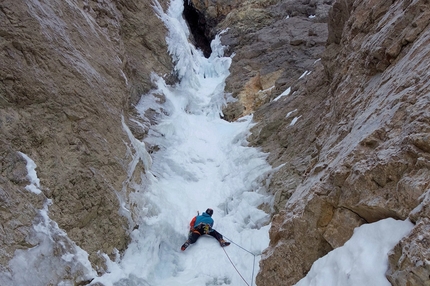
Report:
338,206,370,224
183,0,212,58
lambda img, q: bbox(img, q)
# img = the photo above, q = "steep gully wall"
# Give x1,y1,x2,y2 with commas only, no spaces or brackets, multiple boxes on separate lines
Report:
0,0,173,276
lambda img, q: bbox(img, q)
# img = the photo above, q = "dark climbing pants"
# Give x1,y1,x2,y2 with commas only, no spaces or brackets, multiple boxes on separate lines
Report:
188,225,223,244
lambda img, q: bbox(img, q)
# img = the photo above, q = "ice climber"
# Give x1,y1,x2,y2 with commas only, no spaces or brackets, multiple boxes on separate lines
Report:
181,208,231,251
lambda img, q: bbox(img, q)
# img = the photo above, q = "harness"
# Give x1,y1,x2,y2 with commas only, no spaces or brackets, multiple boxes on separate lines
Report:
195,223,211,234
190,217,211,235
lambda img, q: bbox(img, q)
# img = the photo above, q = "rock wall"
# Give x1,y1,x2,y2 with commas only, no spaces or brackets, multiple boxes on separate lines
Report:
248,0,430,285
0,0,172,275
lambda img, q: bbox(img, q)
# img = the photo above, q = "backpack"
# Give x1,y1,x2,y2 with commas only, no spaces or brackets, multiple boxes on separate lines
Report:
189,216,197,230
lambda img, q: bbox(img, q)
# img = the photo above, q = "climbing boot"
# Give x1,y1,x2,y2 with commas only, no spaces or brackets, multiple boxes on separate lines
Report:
181,241,190,251
219,240,230,247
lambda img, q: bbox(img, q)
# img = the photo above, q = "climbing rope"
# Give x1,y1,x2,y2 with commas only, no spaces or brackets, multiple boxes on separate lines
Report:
223,235,257,256
221,234,258,286
222,247,250,286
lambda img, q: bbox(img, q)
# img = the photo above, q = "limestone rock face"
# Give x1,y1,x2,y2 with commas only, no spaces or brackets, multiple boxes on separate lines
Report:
243,0,430,284
387,218,430,286
0,0,172,274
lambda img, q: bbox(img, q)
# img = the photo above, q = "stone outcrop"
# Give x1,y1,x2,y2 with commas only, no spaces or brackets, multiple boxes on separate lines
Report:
243,0,430,285
387,218,430,286
0,0,172,275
